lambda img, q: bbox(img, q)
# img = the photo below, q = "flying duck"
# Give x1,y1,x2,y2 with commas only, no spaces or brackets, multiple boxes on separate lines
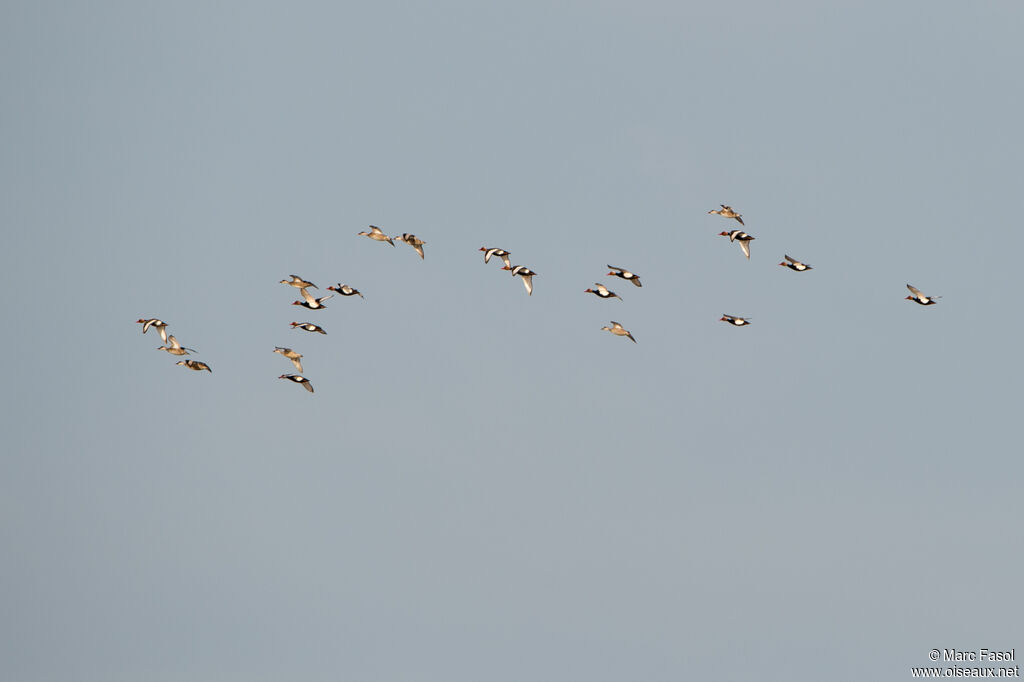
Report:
606,265,642,287
720,314,751,326
280,275,317,289
501,264,537,296
779,255,812,271
279,374,314,393
292,287,333,310
157,335,196,356
358,225,395,246
397,233,426,259
176,359,212,372
480,247,512,268
273,347,304,373
906,284,940,305
601,321,637,343
708,204,744,226
136,318,169,344
290,322,327,334
585,283,621,300
719,229,755,259
327,283,364,298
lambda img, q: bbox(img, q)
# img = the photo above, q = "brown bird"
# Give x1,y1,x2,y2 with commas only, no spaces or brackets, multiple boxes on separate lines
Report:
280,275,317,289
601,321,636,343
397,233,426,259
708,204,744,226
176,359,212,372
273,347,304,373
157,335,196,356
358,225,395,246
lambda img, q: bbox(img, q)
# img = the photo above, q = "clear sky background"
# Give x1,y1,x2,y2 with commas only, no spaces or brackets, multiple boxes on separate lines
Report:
2,1,1022,680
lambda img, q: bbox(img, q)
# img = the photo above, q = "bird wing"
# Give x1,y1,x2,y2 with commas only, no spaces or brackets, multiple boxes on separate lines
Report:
740,240,751,259
734,215,744,226
906,284,924,297
291,357,303,373
522,275,533,296
300,287,316,305
784,255,796,264
303,380,314,393
414,244,424,259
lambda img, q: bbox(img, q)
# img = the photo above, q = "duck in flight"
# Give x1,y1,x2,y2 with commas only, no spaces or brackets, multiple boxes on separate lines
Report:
708,204,744,226
601,321,636,343
358,225,395,246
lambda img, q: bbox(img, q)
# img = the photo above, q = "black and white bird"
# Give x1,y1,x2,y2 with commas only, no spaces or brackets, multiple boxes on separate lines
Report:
502,264,537,296
292,287,333,310
279,374,314,393
720,314,751,326
290,322,327,334
606,265,642,287
585,283,621,300
327,283,364,298
779,255,812,271
719,229,755,259
480,247,512,268
905,284,940,305
136,318,169,344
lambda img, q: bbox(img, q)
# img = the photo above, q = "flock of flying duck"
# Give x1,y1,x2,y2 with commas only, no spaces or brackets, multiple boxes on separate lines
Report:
136,209,941,393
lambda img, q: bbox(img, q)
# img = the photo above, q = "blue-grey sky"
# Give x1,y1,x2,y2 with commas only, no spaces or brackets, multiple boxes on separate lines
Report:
2,1,1022,680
